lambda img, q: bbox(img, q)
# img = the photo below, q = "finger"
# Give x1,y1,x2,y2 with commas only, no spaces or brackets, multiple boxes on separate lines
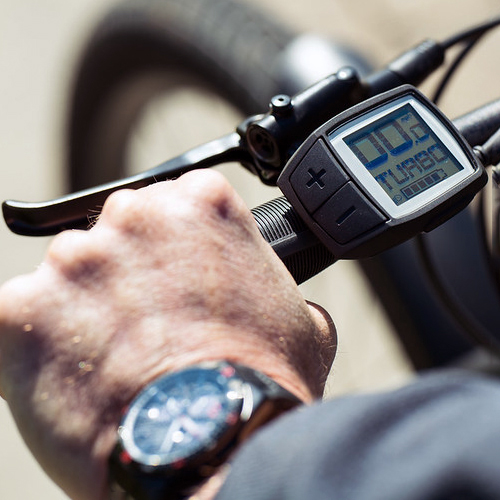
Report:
306,301,337,367
0,361,4,400
307,301,337,343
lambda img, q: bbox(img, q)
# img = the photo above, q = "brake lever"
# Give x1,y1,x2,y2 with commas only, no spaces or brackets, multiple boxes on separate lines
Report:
3,71,362,238
2,133,250,236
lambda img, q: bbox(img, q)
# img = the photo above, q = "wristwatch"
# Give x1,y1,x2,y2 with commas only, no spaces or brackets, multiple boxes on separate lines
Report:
108,361,301,500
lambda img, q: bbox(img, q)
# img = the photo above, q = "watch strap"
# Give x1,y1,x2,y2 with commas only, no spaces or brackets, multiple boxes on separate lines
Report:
109,481,129,500
232,363,302,416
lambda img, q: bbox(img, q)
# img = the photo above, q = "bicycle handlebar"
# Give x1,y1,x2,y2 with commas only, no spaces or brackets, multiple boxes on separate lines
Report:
5,39,500,284
4,98,498,284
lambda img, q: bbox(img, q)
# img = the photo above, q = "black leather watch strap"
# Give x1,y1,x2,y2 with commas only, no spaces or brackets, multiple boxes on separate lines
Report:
109,481,129,500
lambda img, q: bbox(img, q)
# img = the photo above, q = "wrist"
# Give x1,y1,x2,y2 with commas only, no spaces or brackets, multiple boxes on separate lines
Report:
91,330,316,500
130,321,322,403
188,466,230,500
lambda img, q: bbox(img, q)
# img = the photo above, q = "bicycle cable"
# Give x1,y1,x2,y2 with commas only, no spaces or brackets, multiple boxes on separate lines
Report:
414,191,500,356
431,15,500,103
413,124,500,357
441,14,500,49
432,34,482,104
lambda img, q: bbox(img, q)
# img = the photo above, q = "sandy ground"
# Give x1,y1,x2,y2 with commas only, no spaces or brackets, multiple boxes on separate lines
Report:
0,0,500,497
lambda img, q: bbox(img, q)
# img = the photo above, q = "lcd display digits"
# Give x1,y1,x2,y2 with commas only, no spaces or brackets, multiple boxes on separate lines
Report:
343,104,464,206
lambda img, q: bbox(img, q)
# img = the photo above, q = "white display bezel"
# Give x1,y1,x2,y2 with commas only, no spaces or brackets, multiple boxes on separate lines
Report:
328,94,476,219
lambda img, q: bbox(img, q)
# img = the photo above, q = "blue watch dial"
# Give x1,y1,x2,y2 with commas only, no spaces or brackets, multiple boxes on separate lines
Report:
120,365,244,467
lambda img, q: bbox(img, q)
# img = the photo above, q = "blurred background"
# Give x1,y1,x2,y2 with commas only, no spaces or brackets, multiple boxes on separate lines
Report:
1,0,500,497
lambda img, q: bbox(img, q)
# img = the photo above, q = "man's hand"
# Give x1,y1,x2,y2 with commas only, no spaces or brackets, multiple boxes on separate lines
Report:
0,171,336,500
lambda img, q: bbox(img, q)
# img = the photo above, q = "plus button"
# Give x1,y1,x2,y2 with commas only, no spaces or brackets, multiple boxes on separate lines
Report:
288,140,349,213
306,168,327,188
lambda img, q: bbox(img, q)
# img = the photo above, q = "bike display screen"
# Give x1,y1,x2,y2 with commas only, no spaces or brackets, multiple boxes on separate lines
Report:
342,104,464,206
278,85,486,260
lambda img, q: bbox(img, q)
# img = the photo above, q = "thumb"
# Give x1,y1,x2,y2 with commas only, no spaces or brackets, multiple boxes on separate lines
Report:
306,301,337,392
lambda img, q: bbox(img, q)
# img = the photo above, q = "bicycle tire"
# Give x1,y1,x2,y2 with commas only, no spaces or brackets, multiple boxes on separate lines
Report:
67,0,297,191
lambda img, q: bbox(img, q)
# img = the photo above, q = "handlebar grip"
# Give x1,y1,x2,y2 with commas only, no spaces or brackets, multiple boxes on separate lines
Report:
251,196,336,284
453,98,500,147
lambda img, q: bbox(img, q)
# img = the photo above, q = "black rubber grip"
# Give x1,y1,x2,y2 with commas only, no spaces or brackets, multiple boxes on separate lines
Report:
251,196,336,284
453,98,500,147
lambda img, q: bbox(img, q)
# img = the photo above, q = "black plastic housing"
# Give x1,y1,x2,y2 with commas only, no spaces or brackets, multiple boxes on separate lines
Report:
277,85,487,260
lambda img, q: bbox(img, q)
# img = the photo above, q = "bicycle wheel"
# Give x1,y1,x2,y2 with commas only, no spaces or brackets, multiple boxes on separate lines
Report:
66,0,298,190
66,0,372,191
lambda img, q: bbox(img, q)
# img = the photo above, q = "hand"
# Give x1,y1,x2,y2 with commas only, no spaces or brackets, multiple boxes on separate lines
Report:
0,170,336,500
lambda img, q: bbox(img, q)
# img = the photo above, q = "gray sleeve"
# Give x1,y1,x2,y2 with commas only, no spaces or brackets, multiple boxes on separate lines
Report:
216,370,500,500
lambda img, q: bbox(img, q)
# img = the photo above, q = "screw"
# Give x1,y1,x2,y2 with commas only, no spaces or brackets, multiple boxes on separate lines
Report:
270,94,293,116
336,66,358,82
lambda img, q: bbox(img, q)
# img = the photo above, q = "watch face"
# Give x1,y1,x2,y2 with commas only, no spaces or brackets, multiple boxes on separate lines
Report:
119,364,245,468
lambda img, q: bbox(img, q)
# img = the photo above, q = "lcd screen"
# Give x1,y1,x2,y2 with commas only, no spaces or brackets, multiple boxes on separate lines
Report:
343,104,464,206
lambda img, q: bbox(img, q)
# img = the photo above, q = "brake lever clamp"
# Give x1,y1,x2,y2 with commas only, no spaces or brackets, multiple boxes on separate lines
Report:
241,67,362,185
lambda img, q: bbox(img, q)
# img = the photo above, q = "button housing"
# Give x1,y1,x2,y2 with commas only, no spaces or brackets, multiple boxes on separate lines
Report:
313,182,386,244
290,139,348,213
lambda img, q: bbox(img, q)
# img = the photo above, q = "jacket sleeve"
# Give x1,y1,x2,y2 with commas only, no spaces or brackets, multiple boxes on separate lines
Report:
216,369,500,500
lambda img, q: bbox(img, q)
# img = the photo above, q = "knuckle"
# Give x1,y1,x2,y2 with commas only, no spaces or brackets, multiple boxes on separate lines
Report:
47,230,85,262
46,229,110,282
0,274,33,323
180,170,246,220
99,189,140,226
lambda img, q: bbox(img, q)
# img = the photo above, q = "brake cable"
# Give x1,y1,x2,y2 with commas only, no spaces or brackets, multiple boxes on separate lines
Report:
432,15,500,104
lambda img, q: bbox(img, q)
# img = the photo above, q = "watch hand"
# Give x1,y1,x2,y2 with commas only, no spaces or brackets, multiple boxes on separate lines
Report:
189,394,222,419
181,416,204,438
159,419,183,453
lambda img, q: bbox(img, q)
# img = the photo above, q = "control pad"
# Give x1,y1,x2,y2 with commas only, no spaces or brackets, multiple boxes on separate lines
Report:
313,182,386,244
290,139,348,213
288,139,386,245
